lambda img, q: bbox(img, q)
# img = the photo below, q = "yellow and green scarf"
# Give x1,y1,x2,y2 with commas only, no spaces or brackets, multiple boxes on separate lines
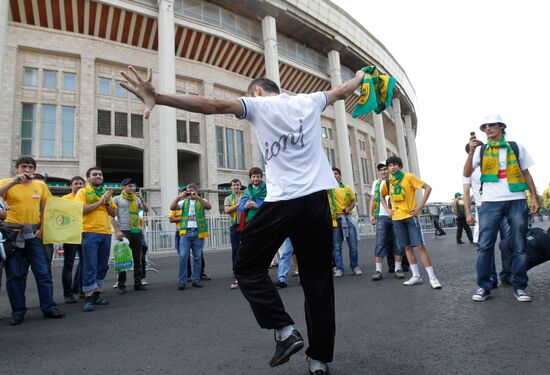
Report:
481,138,527,192
389,170,405,202
84,184,105,204
228,192,242,225
352,66,396,118
179,199,209,238
120,191,141,233
372,179,382,218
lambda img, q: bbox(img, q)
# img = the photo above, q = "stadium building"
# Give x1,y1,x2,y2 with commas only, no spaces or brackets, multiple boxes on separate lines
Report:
0,0,419,216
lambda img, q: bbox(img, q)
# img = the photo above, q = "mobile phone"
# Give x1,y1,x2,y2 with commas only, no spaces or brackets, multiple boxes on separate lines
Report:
470,131,476,138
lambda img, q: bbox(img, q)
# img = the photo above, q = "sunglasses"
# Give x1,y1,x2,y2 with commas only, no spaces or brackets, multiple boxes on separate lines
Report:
480,123,500,131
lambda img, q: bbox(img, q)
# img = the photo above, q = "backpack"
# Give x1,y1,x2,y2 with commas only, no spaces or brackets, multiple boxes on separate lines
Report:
479,141,519,194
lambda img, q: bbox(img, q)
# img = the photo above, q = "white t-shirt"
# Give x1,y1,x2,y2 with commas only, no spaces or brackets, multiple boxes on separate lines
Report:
177,199,207,229
239,92,337,202
462,167,482,207
370,179,390,217
472,142,534,202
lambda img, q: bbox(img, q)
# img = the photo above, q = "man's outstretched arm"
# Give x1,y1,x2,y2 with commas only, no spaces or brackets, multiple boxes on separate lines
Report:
325,70,365,105
120,66,243,119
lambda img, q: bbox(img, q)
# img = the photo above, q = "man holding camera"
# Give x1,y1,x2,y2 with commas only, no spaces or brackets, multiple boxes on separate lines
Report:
463,115,540,302
170,183,211,289
0,156,64,325
110,178,149,293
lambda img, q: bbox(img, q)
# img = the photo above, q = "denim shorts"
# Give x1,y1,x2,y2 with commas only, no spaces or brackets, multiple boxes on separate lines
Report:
393,216,425,248
375,216,404,257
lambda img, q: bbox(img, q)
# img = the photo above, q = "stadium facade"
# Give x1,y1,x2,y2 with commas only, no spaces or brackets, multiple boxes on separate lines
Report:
0,0,419,216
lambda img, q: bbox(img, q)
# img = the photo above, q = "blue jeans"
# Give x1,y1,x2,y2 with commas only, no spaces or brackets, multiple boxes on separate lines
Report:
62,244,81,297
178,229,204,284
5,236,57,317
277,238,294,283
393,216,425,248
477,199,528,290
375,216,404,257
81,233,112,293
333,217,359,271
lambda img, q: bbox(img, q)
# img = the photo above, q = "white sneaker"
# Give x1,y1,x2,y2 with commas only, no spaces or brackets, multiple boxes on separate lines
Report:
333,269,343,278
352,267,363,276
113,282,118,289
141,278,148,286
403,276,423,286
430,278,442,289
514,289,532,302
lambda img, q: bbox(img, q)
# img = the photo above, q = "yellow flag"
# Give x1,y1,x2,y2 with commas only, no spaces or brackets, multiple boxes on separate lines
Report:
43,197,83,244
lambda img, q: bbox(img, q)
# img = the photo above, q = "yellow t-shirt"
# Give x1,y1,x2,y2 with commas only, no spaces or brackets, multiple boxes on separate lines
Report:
0,178,52,226
331,183,356,215
75,188,117,235
169,209,182,230
381,173,424,221
62,193,77,201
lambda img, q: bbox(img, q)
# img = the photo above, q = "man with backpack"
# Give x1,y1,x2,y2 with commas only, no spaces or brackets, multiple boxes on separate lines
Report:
463,114,540,302
452,192,473,244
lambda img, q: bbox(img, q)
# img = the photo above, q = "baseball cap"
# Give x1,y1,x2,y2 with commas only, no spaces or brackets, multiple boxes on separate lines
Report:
480,114,506,129
121,178,137,186
376,161,387,170
455,192,462,198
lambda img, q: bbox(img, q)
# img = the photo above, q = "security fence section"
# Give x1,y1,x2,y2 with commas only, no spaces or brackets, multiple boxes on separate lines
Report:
52,213,458,260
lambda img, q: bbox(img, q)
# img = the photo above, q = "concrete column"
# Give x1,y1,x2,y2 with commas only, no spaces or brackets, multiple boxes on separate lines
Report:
202,81,219,214
79,55,96,174
373,114,387,163
0,0,9,102
261,15,280,86
404,114,420,176
157,0,178,218
328,50,354,187
391,98,410,171
0,43,17,177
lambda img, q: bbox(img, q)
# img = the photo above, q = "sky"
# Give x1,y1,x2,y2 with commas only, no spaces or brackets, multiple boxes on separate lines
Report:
333,0,550,202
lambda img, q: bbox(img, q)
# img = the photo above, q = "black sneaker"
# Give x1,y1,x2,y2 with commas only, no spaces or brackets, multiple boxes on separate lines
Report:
192,282,203,288
274,280,288,289
200,274,211,281
10,315,25,326
134,283,147,291
269,329,304,367
178,283,186,290
43,308,65,319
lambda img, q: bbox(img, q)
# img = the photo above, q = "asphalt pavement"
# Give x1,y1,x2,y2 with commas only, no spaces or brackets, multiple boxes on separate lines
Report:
1,221,549,375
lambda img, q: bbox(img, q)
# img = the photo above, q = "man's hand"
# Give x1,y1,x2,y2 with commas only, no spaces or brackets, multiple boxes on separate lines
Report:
343,207,350,215
468,137,482,154
120,66,156,119
466,213,475,226
135,191,143,200
14,173,32,184
102,190,113,203
115,230,124,241
35,228,43,239
178,191,187,200
245,201,257,209
531,199,541,215
410,207,423,217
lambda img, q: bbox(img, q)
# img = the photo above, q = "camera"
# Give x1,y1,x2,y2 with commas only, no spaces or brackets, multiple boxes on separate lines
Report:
470,131,476,138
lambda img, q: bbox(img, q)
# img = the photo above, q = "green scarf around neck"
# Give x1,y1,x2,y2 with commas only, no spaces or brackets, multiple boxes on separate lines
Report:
120,191,141,233
481,137,527,192
372,179,382,218
179,198,209,238
389,170,405,202
85,184,105,204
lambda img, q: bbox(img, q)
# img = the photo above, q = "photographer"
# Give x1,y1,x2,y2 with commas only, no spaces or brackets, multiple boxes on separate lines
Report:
169,183,211,290
0,157,64,325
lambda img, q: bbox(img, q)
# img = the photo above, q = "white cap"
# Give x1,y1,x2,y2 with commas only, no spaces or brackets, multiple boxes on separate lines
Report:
480,114,506,129
376,161,386,169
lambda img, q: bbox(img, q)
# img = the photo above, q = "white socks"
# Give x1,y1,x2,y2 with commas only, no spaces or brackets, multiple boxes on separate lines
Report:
276,325,294,340
426,266,436,279
375,262,383,272
395,261,402,271
410,263,420,277
308,358,327,372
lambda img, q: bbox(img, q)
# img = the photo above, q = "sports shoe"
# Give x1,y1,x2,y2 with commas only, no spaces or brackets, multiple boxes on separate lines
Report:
291,270,299,277
514,289,532,302
141,278,148,286
333,269,343,278
394,270,405,279
352,267,363,276
371,271,383,281
403,276,423,286
112,282,118,289
472,288,490,301
430,278,442,289
269,329,304,367
92,292,109,305
308,357,331,374
274,280,288,289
